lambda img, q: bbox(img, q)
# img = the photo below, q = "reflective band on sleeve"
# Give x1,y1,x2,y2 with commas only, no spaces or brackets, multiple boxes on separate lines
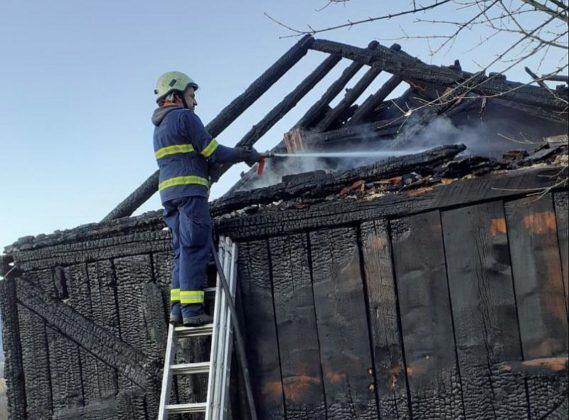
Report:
155,144,195,159
201,139,218,158
180,290,205,304
170,288,180,302
158,176,210,191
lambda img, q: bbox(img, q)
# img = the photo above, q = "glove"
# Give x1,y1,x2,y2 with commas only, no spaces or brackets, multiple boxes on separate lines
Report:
208,163,224,183
238,147,262,167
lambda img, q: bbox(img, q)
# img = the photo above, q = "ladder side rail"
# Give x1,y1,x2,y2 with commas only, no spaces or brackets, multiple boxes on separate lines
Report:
212,237,233,418
205,237,227,419
219,240,238,419
158,324,177,420
209,236,258,420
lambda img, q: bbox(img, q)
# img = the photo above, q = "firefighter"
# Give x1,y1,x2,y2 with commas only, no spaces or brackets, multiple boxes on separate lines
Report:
152,71,260,327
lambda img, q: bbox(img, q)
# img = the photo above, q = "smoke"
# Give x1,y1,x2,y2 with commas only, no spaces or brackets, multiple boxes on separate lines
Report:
242,115,535,190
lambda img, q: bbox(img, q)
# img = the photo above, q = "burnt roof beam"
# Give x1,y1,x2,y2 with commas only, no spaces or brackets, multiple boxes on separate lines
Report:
315,43,401,132
294,41,378,129
102,35,314,222
310,38,568,110
347,74,403,126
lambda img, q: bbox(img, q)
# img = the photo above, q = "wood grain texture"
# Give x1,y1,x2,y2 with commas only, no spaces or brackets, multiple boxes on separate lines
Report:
238,240,285,419
0,277,27,419
360,220,411,419
442,202,528,419
309,227,378,419
554,191,568,310
268,234,326,419
505,194,569,419
391,211,464,419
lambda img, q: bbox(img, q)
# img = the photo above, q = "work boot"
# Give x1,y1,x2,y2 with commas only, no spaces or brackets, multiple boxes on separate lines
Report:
182,304,213,327
169,302,182,325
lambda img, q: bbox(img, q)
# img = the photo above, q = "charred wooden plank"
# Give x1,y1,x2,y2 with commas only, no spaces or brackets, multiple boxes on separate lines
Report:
505,194,569,419
14,274,154,389
85,262,122,404
294,43,376,129
554,192,569,309
390,211,464,419
102,35,314,221
442,201,529,419
16,270,54,418
347,74,403,126
360,220,411,419
315,43,391,131
310,39,568,110
237,54,342,149
238,240,285,419
268,234,326,419
218,167,566,241
309,227,378,419
65,263,116,406
0,277,27,419
212,144,465,216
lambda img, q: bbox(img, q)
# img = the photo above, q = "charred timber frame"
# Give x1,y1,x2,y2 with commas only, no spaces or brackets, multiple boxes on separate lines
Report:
347,74,403,126
102,35,315,222
309,39,568,111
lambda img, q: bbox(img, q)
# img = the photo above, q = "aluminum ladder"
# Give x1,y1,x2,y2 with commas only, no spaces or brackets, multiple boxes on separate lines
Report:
158,236,238,419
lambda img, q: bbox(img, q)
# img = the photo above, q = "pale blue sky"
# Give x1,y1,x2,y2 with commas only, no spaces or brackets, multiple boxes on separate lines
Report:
1,0,566,250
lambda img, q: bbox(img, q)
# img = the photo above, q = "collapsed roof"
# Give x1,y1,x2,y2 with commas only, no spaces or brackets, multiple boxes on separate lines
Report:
102,35,568,222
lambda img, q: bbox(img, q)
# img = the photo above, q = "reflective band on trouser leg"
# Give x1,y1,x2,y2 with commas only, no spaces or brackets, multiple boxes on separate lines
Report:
155,144,195,159
180,290,204,304
158,175,210,191
201,139,219,158
170,288,180,302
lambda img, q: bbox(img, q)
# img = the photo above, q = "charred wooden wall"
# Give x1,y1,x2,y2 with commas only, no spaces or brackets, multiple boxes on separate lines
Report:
221,169,568,420
1,171,568,419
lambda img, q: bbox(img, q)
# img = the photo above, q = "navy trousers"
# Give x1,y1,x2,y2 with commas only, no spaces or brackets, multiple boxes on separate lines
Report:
163,196,211,317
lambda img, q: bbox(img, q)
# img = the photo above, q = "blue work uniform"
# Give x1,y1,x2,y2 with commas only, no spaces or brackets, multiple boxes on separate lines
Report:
152,106,243,317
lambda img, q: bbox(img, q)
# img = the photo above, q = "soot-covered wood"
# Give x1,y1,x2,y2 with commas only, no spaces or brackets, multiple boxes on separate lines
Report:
309,227,378,419
268,234,326,419
442,202,528,419
390,212,464,419
360,220,411,419
505,195,569,419
237,240,285,419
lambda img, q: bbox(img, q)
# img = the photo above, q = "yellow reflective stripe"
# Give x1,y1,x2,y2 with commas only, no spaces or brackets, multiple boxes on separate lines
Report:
180,290,205,304
170,289,180,302
201,139,218,158
158,176,210,191
155,144,195,159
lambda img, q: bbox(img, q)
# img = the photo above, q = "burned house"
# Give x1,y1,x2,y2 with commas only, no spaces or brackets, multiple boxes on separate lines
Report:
1,36,568,419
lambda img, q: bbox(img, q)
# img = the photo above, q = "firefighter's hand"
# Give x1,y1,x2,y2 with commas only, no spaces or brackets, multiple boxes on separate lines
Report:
209,163,224,183
241,147,262,167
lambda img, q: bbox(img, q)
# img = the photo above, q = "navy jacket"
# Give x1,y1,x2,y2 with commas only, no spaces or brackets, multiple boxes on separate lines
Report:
152,106,242,204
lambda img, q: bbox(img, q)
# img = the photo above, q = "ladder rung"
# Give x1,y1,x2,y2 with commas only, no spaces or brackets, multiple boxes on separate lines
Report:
166,402,207,414
171,361,210,375
175,323,214,338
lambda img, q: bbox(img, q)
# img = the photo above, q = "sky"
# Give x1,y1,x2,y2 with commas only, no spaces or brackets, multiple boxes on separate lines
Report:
0,0,566,250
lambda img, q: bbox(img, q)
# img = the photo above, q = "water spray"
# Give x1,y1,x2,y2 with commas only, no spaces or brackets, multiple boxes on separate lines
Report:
256,149,425,175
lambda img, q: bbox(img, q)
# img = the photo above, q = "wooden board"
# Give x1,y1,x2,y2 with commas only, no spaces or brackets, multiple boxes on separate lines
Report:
442,201,528,419
505,194,568,419
238,239,285,419
0,277,27,418
16,270,54,418
309,227,378,419
268,233,326,419
359,220,411,419
554,191,568,310
390,211,464,419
